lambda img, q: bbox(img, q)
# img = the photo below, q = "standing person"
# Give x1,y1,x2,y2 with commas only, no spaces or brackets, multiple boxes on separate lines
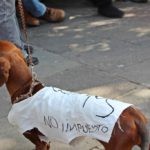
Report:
0,0,39,65
89,0,124,18
18,0,65,26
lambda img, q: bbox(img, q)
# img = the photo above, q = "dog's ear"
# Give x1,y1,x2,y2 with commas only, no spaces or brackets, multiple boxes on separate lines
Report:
0,57,11,86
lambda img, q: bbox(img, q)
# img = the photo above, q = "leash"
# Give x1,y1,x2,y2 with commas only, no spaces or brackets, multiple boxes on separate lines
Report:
14,3,51,145
17,0,37,84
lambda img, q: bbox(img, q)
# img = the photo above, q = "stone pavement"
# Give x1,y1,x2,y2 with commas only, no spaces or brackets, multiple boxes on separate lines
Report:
0,0,150,150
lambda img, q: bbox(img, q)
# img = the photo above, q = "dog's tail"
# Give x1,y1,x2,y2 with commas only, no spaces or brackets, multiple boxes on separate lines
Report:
134,108,149,150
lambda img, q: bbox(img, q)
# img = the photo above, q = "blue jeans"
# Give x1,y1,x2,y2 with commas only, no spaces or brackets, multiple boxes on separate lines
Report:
0,0,22,48
23,0,46,17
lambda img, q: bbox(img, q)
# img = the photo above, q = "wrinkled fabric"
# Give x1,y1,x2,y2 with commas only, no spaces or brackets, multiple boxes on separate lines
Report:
8,87,132,143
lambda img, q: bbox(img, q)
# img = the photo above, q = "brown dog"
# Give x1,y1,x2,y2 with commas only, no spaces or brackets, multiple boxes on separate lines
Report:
0,40,149,150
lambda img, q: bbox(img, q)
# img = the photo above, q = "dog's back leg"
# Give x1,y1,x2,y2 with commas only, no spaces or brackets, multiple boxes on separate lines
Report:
100,107,149,150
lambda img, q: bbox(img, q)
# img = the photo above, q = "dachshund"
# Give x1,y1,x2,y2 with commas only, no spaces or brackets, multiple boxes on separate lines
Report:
0,40,149,150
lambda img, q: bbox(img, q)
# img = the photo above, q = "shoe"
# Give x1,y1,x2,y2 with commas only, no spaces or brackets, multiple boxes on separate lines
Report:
42,7,65,22
16,1,40,27
26,56,39,66
98,5,124,18
24,11,40,27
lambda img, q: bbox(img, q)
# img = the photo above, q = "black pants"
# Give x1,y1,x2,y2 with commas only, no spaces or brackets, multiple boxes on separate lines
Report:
89,0,112,7
89,0,124,18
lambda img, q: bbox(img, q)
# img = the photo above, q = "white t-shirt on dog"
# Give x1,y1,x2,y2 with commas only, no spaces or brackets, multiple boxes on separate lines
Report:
8,87,132,143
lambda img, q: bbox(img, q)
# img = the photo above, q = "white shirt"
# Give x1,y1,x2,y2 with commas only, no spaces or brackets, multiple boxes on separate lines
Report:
8,87,132,143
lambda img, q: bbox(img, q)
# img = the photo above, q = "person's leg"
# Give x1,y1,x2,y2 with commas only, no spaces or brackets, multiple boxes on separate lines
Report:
89,0,124,18
0,0,39,65
23,0,46,17
0,0,22,48
16,0,40,27
22,0,65,22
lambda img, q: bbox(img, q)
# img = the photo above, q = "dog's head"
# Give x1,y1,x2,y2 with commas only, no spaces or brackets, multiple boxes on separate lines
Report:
0,40,31,87
0,57,10,86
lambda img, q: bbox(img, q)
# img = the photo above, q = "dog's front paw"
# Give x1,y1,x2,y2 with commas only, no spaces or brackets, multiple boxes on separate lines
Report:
35,141,50,150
